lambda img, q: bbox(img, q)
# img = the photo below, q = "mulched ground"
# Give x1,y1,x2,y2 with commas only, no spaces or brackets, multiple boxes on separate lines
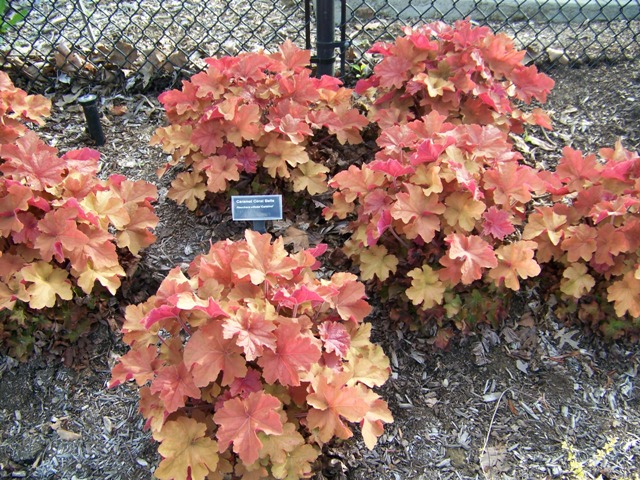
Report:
1,57,640,480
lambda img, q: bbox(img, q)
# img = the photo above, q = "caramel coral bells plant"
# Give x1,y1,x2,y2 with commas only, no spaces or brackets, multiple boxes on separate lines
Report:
109,230,392,479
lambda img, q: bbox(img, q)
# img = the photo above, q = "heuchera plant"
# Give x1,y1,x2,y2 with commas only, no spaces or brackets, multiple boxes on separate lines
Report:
529,143,640,339
150,40,368,210
324,111,547,346
323,20,558,346
109,230,392,479
0,71,159,357
355,19,554,133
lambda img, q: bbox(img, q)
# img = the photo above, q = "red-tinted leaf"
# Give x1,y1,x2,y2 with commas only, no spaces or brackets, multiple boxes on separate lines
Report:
213,391,284,465
184,321,247,387
318,321,350,357
150,362,201,414
444,233,497,285
257,320,321,386
222,308,277,361
0,131,66,190
481,206,515,240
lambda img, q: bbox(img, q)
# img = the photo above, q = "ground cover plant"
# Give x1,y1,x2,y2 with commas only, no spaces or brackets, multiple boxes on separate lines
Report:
326,20,640,346
150,40,368,209
0,71,159,358
109,231,392,479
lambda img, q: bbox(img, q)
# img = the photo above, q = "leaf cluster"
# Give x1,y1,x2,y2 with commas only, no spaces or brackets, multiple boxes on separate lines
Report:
109,231,392,479
325,112,545,344
328,20,639,344
355,19,554,132
150,40,368,210
0,71,159,357
531,144,640,339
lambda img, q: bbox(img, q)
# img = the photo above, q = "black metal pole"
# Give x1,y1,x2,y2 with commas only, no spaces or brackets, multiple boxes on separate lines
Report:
316,0,335,77
78,94,105,146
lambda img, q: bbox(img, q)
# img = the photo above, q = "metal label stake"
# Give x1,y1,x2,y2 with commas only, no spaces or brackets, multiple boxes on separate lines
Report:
231,195,283,233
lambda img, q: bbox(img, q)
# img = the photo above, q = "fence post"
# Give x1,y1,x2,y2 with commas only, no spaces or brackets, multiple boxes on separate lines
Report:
315,0,335,77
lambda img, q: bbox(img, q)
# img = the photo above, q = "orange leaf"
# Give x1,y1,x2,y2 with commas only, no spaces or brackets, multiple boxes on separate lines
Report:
0,183,32,236
263,137,310,178
150,125,195,157
391,184,445,242
560,224,597,262
357,385,393,450
81,190,129,230
109,345,159,387
150,362,201,414
115,206,158,255
184,321,247,387
306,375,369,442
235,230,298,286
488,240,540,290
34,207,90,263
445,234,497,285
213,391,284,465
522,206,567,246
607,271,640,318
329,272,372,322
20,262,73,309
168,170,207,211
153,417,219,480
443,191,485,232
223,308,277,361
201,155,240,192
257,319,322,386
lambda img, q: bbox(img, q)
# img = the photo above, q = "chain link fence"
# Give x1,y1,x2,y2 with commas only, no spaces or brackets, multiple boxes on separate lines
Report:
1,0,639,91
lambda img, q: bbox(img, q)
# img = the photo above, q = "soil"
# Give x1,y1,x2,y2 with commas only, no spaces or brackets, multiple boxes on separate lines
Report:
1,58,640,480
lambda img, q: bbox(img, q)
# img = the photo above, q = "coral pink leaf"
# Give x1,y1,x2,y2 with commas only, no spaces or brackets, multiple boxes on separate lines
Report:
445,233,498,285
410,139,448,165
109,345,159,387
34,207,90,263
60,148,101,175
272,285,325,310
0,131,66,190
330,273,372,323
150,362,201,414
222,309,277,361
257,320,322,386
213,391,284,465
318,321,350,357
368,158,415,177
143,305,182,329
184,322,247,387
481,206,515,240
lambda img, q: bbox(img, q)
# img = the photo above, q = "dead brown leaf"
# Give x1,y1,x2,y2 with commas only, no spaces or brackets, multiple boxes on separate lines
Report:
282,226,310,251
56,428,82,441
109,105,128,116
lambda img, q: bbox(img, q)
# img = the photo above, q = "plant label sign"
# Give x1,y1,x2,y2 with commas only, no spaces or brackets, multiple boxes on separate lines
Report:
231,195,283,233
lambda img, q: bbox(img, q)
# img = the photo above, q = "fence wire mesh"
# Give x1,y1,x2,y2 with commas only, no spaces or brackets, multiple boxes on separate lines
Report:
1,0,639,91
